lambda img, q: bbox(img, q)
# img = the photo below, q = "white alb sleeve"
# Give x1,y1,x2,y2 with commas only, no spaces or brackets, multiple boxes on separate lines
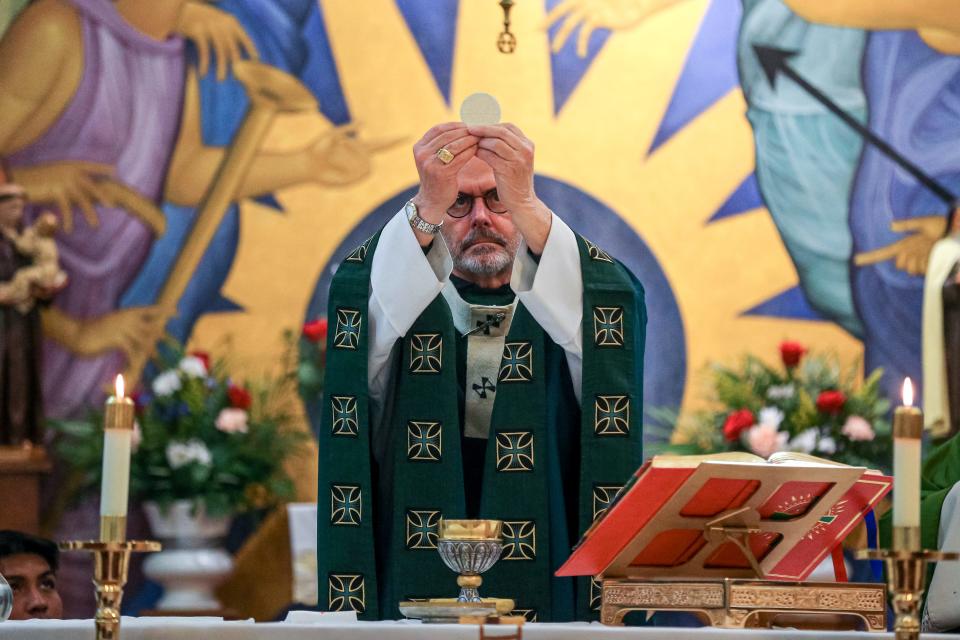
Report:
367,209,452,412
510,213,583,402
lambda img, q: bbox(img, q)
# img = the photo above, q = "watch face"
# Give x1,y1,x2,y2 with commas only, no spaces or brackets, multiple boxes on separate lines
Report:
406,201,439,234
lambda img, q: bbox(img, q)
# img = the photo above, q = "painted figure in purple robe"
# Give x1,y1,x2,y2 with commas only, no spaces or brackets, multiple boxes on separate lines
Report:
0,0,376,418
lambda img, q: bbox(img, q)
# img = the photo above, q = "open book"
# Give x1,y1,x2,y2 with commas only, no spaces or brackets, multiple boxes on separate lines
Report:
557,452,891,581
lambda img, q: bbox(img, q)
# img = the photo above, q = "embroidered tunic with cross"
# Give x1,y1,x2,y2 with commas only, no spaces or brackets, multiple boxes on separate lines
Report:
317,209,646,622
441,280,518,440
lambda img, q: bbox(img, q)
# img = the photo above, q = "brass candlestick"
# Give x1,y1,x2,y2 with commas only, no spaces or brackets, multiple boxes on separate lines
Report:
857,526,959,640
61,535,160,640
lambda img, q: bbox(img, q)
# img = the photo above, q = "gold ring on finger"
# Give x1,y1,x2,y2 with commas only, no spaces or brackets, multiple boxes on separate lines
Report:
436,147,455,164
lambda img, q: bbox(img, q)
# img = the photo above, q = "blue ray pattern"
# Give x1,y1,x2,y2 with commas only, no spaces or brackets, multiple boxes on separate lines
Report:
254,193,285,212
546,0,610,114
707,172,763,223
301,0,351,125
396,0,459,104
741,285,828,322
647,0,740,154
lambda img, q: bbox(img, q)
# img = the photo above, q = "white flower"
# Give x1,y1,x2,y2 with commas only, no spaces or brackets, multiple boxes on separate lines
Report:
165,442,192,469
746,423,789,458
216,408,249,434
817,436,837,456
178,356,208,378
842,415,875,442
766,384,795,400
758,406,785,429
165,439,212,469
152,370,182,397
790,428,819,454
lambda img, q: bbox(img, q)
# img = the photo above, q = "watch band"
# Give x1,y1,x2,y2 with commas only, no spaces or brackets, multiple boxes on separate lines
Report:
405,199,443,235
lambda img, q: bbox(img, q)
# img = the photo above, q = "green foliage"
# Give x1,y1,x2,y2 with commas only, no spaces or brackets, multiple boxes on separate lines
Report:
49,339,307,517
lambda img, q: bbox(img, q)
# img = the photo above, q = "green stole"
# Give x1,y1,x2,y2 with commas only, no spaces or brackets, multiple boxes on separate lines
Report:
318,232,645,621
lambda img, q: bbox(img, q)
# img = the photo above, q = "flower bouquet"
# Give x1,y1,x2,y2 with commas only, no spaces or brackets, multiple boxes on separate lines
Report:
51,341,306,517
660,341,892,470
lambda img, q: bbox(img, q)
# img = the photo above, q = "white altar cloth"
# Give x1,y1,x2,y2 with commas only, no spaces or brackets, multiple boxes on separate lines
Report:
2,618,960,640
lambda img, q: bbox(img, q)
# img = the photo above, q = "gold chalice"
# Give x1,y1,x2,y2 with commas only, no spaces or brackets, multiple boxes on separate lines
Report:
437,519,503,602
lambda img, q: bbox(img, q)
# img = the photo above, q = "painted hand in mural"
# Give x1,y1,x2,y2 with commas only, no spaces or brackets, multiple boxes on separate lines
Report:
308,125,383,187
854,215,948,276
544,0,689,56
175,1,258,81
9,161,118,234
470,123,552,254
72,305,170,360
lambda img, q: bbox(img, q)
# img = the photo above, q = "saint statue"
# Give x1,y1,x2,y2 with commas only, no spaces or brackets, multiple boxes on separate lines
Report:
0,183,59,448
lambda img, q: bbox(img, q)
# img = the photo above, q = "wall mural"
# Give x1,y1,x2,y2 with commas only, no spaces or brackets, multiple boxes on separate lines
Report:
2,0,957,449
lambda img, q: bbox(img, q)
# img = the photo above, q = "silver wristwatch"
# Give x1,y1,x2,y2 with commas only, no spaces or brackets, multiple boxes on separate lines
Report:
405,199,443,235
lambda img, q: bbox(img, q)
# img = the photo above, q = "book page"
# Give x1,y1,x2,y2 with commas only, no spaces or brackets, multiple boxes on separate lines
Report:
651,452,765,467
767,451,858,467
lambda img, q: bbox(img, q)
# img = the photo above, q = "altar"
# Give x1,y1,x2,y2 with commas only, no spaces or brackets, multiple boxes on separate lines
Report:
1,619,959,640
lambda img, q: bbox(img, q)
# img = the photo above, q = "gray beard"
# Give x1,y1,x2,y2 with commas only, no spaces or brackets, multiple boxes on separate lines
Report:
447,228,520,277
457,246,513,276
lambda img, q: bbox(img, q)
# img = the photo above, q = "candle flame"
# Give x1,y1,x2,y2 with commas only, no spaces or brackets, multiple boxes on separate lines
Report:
115,374,125,400
903,377,914,407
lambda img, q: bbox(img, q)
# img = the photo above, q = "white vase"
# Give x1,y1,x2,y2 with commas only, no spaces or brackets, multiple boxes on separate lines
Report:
142,500,234,611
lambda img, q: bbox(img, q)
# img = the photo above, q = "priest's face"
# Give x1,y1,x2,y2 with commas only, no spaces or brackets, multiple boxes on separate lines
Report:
442,158,521,282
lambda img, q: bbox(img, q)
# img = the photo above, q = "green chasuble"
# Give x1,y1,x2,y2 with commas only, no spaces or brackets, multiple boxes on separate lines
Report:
317,232,646,621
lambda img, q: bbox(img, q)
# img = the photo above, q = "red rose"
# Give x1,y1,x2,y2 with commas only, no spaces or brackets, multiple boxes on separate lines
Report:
779,341,807,368
722,409,756,441
227,384,252,410
816,390,847,415
189,350,211,372
302,318,328,343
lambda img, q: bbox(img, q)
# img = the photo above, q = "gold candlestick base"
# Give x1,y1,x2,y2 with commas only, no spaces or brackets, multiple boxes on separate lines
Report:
856,545,959,640
60,540,161,640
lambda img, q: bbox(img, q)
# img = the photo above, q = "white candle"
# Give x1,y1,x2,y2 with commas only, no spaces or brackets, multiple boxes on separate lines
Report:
100,375,135,539
892,377,923,540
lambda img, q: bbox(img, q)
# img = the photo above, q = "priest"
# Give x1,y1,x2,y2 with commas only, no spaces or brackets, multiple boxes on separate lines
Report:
316,122,646,621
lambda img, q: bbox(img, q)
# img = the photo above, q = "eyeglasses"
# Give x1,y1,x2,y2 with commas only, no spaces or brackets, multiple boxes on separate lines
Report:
446,189,508,218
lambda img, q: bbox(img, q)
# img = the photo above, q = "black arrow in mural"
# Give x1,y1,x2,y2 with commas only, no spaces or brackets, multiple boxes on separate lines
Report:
753,45,957,206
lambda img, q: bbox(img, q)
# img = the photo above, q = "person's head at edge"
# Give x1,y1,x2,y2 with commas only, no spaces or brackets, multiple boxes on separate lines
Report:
0,530,63,620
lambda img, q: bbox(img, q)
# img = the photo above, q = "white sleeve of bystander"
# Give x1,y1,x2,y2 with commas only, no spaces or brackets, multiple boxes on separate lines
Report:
925,480,960,632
